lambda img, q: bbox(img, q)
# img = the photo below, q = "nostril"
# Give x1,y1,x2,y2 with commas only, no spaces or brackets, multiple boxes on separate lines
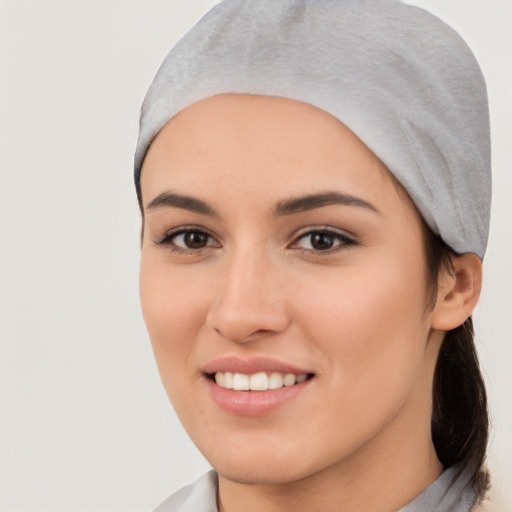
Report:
249,329,274,338
212,325,280,343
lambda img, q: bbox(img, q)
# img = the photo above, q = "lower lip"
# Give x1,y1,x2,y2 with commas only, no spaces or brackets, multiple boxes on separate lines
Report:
205,377,312,416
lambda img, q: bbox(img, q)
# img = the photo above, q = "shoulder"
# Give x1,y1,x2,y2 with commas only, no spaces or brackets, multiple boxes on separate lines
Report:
153,471,218,512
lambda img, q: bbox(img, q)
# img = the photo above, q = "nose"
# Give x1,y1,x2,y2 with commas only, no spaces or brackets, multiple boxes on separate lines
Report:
206,249,290,343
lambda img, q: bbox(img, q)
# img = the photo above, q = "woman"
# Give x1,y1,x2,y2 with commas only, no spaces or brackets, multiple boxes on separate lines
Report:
135,1,491,510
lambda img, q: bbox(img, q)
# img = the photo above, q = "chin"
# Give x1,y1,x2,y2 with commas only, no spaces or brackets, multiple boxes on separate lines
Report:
196,429,351,487
189,429,301,484
214,457,316,486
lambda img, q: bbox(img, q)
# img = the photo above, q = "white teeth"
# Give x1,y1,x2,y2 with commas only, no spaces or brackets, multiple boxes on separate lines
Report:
233,373,250,390
268,372,283,389
215,372,224,387
249,372,269,391
223,372,233,389
213,371,308,391
283,374,296,387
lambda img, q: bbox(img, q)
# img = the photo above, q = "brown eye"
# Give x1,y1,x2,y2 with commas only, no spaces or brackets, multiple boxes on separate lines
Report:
293,229,356,253
158,228,219,251
182,230,210,249
310,232,336,250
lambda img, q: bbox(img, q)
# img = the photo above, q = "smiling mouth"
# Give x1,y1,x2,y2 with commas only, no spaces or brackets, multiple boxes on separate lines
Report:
209,371,314,391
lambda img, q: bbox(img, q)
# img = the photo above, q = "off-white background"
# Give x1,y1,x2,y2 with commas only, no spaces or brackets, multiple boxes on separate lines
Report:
0,1,510,511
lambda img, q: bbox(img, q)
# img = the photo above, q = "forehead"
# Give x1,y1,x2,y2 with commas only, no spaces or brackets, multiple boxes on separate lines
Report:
140,94,415,214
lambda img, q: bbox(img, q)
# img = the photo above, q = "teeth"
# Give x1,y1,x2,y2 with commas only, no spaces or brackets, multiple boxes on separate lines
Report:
232,373,249,390
213,371,308,391
224,372,233,389
268,372,283,389
250,372,268,391
283,373,296,386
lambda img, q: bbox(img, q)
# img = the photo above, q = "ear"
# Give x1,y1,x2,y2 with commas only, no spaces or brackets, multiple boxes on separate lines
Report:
431,253,482,331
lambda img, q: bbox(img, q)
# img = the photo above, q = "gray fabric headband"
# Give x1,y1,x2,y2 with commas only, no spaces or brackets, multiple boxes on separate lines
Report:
135,0,491,258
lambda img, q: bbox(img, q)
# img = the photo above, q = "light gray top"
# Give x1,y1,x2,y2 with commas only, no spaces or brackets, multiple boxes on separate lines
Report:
135,0,491,258
154,465,477,512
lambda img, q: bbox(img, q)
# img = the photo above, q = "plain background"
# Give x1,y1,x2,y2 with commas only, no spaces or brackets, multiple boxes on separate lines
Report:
0,1,510,511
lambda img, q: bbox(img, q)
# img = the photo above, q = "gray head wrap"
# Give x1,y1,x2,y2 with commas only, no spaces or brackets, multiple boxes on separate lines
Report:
135,0,491,258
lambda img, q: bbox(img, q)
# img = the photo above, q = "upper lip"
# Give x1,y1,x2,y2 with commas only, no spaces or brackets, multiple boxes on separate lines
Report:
202,356,312,376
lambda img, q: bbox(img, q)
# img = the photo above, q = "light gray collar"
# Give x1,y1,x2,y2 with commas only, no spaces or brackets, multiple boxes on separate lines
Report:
400,465,476,512
155,465,476,512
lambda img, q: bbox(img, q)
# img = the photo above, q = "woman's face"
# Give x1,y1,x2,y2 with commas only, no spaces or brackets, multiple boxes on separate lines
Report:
139,95,442,486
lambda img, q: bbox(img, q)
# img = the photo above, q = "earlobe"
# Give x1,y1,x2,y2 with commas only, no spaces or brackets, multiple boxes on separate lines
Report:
431,253,482,331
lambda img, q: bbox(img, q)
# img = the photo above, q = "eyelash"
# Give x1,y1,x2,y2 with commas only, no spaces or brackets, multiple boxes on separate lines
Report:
155,226,358,255
155,226,220,254
292,229,358,254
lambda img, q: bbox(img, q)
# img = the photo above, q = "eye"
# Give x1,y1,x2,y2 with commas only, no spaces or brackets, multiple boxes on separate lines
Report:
157,228,220,252
292,229,356,252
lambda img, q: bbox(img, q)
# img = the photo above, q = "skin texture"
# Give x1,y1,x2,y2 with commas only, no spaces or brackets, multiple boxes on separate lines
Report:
139,95,482,512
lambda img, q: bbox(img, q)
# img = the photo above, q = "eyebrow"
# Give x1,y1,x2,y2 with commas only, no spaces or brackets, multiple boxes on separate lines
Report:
273,192,379,217
145,191,218,216
145,190,379,218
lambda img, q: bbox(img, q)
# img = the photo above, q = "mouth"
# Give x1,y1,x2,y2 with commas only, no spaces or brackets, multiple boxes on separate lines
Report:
202,357,316,416
207,371,314,391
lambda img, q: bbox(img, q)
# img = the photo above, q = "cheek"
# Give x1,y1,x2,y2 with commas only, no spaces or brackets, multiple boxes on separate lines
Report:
139,257,210,386
292,257,431,413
